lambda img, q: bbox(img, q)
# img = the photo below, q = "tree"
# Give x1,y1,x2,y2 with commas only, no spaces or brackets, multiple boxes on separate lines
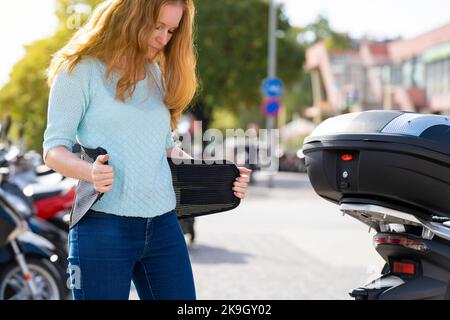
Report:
297,15,351,50
0,0,94,151
194,0,304,129
278,15,352,125
0,29,73,151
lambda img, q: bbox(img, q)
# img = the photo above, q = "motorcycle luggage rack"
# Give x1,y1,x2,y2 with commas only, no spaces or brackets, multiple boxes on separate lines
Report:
340,203,423,227
340,203,450,241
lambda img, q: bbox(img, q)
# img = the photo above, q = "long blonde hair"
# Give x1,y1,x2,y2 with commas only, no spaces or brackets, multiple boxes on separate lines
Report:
47,0,197,129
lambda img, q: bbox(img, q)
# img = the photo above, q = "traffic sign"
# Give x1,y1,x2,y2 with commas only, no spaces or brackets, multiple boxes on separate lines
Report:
261,77,284,97
262,96,281,117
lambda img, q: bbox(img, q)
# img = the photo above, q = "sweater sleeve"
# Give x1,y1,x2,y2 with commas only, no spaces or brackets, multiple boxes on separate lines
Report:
43,61,91,161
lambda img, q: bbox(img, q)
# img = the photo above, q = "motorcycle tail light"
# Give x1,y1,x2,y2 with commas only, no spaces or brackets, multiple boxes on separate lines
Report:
341,154,353,161
373,234,428,252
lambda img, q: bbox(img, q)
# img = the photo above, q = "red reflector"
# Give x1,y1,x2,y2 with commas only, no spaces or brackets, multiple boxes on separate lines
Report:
23,273,33,281
341,154,353,161
392,262,415,275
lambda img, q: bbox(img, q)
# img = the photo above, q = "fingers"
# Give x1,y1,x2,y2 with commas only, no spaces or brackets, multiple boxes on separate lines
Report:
233,175,249,199
236,175,250,183
96,185,113,193
233,186,247,194
96,154,109,164
94,177,114,193
91,154,114,193
92,169,114,187
238,167,253,174
233,181,247,189
93,155,111,171
234,191,246,199
235,173,250,195
92,172,114,181
237,167,252,186
93,155,113,173
95,178,114,186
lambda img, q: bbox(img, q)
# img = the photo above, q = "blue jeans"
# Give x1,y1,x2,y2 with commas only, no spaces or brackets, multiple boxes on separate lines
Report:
67,209,196,300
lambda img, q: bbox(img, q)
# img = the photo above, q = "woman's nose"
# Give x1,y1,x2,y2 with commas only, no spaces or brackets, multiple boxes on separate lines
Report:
157,32,169,46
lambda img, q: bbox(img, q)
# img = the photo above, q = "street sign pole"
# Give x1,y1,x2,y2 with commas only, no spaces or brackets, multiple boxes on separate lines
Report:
268,0,277,80
266,0,277,188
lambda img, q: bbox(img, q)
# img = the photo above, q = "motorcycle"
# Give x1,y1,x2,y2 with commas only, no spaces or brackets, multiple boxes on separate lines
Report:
0,121,69,299
0,168,68,300
0,117,74,232
24,175,75,231
303,110,450,300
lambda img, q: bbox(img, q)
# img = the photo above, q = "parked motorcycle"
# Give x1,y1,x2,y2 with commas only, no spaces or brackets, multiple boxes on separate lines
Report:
0,119,70,299
0,117,74,232
0,168,67,300
24,175,75,231
303,110,450,300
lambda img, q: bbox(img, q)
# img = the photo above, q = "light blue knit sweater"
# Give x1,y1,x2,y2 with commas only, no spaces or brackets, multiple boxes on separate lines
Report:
43,57,176,218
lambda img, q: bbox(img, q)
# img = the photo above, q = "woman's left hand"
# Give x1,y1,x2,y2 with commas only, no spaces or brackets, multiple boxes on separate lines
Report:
233,167,252,199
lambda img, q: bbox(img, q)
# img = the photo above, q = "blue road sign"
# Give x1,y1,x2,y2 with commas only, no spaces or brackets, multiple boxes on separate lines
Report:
261,78,284,97
262,97,281,117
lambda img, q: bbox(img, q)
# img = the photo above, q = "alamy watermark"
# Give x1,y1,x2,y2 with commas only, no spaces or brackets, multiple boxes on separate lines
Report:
67,265,81,290
66,4,92,30
169,121,280,174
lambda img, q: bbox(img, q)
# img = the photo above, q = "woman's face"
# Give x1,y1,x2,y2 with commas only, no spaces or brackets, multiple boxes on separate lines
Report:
147,3,184,60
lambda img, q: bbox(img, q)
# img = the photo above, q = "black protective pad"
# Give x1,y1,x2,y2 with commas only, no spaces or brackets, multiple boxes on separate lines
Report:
168,158,241,219
70,144,241,228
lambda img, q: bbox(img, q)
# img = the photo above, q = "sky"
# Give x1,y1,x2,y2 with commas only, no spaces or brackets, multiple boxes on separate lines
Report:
0,0,450,87
280,0,450,39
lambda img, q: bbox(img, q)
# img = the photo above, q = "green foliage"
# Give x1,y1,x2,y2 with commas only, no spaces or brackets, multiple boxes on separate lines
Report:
0,29,73,152
210,108,238,132
0,0,95,152
279,15,351,124
282,71,313,121
195,0,304,128
297,15,351,50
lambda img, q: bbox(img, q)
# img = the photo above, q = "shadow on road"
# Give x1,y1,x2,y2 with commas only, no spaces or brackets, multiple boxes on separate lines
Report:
188,244,254,265
250,172,313,192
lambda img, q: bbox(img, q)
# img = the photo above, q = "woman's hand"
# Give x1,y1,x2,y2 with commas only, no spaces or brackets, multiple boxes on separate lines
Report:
91,154,115,193
233,167,252,199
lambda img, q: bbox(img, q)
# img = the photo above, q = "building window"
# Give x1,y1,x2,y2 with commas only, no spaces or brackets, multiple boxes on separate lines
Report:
391,65,402,85
413,59,425,88
426,59,450,97
402,60,413,87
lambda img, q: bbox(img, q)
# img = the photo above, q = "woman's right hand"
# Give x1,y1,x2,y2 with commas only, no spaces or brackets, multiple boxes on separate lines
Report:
91,154,114,193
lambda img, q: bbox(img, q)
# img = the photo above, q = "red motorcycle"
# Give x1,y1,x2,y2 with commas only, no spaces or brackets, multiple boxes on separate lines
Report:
24,166,76,231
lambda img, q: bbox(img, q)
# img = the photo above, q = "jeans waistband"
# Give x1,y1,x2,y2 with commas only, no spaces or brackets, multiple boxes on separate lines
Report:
87,209,176,220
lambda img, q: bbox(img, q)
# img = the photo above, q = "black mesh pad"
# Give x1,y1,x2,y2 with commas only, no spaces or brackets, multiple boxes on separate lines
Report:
70,144,241,228
168,159,241,219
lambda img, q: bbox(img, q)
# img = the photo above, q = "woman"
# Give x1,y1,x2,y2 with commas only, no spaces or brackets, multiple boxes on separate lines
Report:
43,0,251,300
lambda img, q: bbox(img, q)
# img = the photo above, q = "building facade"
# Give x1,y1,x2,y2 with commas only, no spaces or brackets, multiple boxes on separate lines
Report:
305,23,450,119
